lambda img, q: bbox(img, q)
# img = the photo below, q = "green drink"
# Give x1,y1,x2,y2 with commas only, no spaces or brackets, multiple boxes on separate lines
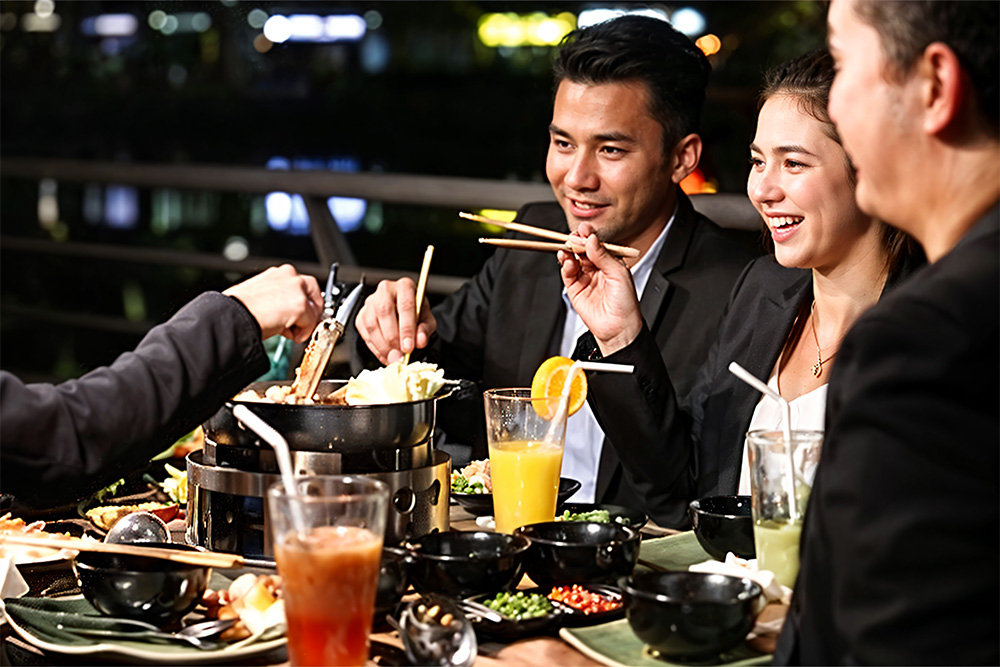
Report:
753,520,803,588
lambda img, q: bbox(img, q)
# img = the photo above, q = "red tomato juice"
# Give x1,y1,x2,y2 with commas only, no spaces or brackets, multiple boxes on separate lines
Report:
274,525,383,666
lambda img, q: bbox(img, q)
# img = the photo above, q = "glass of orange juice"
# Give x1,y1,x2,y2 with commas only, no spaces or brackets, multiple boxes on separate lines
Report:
268,476,389,667
484,388,569,534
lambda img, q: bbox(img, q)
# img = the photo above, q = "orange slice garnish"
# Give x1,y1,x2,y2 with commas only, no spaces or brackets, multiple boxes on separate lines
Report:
531,356,588,419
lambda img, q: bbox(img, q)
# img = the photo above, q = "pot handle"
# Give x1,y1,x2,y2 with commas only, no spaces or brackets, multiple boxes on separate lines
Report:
597,540,621,568
384,544,419,566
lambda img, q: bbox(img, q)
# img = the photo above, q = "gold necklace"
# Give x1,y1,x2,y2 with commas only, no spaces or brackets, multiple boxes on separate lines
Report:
810,301,839,378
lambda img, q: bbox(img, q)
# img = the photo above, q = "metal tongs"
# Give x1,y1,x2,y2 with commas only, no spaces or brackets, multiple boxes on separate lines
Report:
289,263,363,403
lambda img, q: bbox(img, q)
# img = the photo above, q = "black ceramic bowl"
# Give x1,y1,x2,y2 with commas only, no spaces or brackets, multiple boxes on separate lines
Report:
72,543,210,627
451,478,582,517
621,571,762,661
689,495,755,561
513,521,640,588
375,548,411,617
389,531,531,599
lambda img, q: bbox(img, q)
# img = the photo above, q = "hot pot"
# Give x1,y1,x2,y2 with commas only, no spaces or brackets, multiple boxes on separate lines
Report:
187,379,470,557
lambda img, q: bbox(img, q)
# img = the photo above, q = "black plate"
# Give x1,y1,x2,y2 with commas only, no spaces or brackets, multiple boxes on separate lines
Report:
460,584,625,639
451,478,582,517
555,503,648,530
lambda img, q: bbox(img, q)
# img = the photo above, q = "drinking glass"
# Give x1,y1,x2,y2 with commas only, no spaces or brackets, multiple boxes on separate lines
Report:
745,429,823,588
484,388,568,534
268,476,389,667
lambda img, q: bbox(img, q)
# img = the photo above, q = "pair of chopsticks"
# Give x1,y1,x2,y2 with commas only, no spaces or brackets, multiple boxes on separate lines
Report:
0,535,245,569
460,211,639,259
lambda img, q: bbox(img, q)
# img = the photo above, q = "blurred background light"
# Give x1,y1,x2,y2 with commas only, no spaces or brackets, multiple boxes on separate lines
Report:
670,7,706,37
577,7,668,29
21,12,60,32
363,10,383,30
695,33,722,56
223,236,250,262
33,0,54,19
477,12,575,48
104,185,139,229
148,10,166,30
81,14,138,37
262,15,291,43
247,8,268,29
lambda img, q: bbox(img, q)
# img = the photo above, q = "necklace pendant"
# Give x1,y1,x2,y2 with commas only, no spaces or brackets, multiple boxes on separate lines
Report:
812,361,822,378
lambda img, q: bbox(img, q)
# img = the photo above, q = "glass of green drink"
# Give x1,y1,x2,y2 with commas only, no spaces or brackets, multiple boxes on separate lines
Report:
745,430,823,588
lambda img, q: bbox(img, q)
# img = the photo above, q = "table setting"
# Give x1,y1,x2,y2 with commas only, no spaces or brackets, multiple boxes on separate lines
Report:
1,260,818,667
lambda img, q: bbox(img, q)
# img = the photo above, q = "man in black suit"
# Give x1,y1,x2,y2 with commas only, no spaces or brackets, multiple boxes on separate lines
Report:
354,16,758,527
775,1,999,663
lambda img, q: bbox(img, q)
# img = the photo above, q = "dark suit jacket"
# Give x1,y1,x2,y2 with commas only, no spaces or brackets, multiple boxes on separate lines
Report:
589,256,811,526
775,204,1000,665
0,293,269,507
422,193,761,523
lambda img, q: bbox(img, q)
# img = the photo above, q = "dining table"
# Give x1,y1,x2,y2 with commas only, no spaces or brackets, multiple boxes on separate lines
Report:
1,502,782,667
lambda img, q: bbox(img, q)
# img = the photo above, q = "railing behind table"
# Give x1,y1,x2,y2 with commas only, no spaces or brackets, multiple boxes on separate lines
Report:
0,157,760,378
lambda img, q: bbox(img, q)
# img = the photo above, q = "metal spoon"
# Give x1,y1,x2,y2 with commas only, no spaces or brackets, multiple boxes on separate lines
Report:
64,626,221,650
103,512,170,544
177,618,237,640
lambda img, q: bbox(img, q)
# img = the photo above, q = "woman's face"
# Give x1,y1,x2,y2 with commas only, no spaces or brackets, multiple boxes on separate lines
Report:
748,94,875,272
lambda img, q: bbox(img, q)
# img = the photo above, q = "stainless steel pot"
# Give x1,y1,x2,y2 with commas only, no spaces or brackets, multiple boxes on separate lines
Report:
204,380,462,454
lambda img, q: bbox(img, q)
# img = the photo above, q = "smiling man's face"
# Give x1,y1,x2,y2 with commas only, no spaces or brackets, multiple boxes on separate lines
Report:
546,80,677,249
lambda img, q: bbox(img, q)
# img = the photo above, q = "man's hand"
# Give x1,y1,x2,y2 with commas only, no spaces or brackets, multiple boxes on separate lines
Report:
354,278,437,364
558,222,643,356
224,264,323,343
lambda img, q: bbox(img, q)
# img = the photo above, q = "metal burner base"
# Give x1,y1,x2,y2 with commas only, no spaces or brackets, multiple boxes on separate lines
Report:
186,449,451,557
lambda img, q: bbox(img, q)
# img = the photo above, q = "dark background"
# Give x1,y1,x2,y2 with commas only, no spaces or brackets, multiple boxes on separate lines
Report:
0,1,827,381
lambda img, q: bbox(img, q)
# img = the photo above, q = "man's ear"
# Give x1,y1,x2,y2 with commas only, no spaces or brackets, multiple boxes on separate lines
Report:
669,133,702,184
917,42,966,136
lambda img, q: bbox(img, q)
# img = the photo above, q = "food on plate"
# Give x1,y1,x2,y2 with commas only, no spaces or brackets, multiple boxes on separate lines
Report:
0,513,76,563
158,463,188,505
531,356,588,419
234,361,447,406
85,502,177,531
481,591,554,621
556,508,631,525
201,572,285,641
450,459,491,494
547,584,622,614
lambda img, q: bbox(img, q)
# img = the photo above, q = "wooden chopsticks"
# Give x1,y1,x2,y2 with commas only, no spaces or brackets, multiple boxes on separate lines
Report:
460,211,639,259
402,244,434,366
0,535,245,569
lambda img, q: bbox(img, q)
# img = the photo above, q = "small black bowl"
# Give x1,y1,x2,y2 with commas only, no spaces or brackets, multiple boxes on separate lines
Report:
375,548,411,617
451,478,582,517
72,543,210,628
621,571,762,661
388,531,530,599
689,495,755,561
556,503,648,530
514,521,640,588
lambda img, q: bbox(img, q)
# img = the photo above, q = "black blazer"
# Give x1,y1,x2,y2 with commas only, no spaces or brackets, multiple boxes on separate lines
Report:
418,193,761,517
589,256,811,526
775,205,999,665
0,293,269,507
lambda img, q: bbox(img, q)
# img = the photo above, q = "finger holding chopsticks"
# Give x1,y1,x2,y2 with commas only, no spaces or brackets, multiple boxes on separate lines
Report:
461,211,639,259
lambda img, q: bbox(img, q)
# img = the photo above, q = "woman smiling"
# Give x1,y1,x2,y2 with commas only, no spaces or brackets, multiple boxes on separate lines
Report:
556,50,919,526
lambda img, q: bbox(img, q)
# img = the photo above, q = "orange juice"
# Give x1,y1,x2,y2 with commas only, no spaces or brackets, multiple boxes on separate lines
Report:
489,439,563,533
275,525,383,667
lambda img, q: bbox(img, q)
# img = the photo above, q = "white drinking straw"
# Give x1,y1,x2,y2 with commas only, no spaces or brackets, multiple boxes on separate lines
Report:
727,362,799,521
232,404,307,533
543,360,634,442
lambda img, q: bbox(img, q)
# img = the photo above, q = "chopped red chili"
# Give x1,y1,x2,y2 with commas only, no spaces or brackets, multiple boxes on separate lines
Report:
547,585,622,615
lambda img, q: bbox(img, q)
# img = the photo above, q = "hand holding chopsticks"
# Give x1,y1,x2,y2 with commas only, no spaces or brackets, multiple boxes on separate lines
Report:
460,212,640,259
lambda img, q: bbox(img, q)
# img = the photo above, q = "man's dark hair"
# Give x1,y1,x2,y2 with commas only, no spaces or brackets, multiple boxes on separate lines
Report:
853,0,998,131
552,15,711,154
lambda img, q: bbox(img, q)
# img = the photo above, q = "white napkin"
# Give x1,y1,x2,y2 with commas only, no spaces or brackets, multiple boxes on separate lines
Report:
0,557,30,621
688,552,791,605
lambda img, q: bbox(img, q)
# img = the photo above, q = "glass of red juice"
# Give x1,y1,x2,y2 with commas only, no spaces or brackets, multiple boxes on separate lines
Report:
268,475,389,667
